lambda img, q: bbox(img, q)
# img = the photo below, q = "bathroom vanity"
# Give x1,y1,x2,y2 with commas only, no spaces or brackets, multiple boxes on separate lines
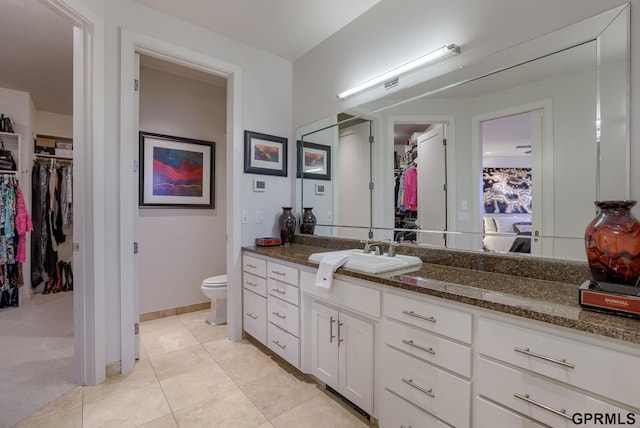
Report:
242,236,640,427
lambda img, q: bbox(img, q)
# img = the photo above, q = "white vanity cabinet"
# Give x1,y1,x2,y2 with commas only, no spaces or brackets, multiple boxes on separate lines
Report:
300,270,380,415
379,290,473,428
310,301,375,413
474,317,640,427
266,260,301,368
242,255,267,344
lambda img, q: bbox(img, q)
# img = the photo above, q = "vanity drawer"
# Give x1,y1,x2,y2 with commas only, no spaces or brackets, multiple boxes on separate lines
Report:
384,292,472,344
475,396,547,428
243,272,266,297
382,318,471,378
477,317,640,408
243,255,266,278
243,289,266,344
268,278,299,305
268,322,300,368
476,357,636,428
267,261,299,286
379,388,450,428
300,270,381,318
382,346,471,428
267,294,300,337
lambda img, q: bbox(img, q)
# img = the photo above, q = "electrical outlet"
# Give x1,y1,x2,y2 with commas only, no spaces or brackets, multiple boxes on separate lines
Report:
255,210,263,224
326,211,333,222
241,210,249,224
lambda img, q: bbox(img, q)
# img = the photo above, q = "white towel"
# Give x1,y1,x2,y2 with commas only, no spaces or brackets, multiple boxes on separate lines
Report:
315,253,352,288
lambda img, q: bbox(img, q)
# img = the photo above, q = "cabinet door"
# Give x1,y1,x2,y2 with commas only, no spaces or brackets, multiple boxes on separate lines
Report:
339,311,374,414
311,302,339,388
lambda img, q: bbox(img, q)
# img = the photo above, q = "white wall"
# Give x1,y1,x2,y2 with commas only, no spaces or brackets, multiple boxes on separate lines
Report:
137,65,226,314
84,0,292,365
36,111,73,138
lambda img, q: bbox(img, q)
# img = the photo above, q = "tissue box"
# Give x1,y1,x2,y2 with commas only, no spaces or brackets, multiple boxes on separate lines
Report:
255,237,282,247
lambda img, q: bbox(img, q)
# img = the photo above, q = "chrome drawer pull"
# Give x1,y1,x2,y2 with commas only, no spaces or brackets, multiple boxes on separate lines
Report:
272,340,286,350
246,281,257,287
514,347,575,369
402,310,436,323
271,288,286,294
271,270,286,276
246,313,257,320
330,316,336,343
246,263,257,269
514,393,572,420
402,339,435,355
401,378,435,398
272,311,286,319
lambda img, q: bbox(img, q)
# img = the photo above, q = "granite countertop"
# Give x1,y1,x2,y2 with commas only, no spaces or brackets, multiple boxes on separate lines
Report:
243,243,640,346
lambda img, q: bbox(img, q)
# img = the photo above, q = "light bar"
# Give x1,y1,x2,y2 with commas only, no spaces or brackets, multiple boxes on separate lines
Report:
337,44,460,100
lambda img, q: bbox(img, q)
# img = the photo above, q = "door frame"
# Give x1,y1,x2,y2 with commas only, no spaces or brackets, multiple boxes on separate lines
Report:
119,30,243,374
471,99,553,254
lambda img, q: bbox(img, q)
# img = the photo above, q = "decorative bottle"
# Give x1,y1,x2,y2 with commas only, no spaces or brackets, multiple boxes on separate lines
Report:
585,200,640,286
300,207,317,234
278,207,297,246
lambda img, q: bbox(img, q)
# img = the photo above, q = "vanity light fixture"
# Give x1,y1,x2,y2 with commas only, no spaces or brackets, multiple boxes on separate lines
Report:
337,43,461,100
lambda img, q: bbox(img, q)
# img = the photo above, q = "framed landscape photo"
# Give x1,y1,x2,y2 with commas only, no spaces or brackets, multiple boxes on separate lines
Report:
139,131,215,208
244,130,288,176
297,141,331,181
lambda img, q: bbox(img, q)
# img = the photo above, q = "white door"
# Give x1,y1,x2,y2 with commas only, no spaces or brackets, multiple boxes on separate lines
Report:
133,53,141,359
338,311,374,413
417,124,447,246
311,302,339,387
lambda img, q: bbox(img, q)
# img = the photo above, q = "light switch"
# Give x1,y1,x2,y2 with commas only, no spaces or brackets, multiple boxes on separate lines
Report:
241,210,249,224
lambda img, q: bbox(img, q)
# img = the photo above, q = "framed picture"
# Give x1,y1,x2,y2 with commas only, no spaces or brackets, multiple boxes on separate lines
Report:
139,131,215,208
244,130,288,176
296,141,331,181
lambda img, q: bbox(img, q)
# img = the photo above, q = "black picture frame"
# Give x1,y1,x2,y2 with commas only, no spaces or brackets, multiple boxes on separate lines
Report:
139,131,215,208
243,130,288,176
296,141,331,181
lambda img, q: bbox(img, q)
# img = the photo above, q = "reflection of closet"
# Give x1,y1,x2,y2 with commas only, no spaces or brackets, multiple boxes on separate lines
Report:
0,131,31,309
394,133,420,241
31,135,73,295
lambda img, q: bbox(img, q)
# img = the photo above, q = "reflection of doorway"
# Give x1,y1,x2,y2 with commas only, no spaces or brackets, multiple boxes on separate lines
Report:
479,109,543,255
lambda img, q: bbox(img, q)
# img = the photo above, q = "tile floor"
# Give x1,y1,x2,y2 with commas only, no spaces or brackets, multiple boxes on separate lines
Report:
15,309,373,427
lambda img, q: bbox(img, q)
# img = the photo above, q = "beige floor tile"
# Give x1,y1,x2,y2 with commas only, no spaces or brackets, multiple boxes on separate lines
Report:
173,387,267,428
14,404,82,428
148,344,217,381
216,346,282,386
135,414,179,427
256,423,275,428
241,370,321,419
140,317,200,357
183,319,229,345
203,337,266,363
83,359,159,405
83,382,171,427
270,394,370,428
159,363,238,412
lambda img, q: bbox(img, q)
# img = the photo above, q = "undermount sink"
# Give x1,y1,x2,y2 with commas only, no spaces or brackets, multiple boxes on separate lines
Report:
308,249,423,275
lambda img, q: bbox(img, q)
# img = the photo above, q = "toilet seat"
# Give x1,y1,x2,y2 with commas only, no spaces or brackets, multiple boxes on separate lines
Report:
202,274,227,288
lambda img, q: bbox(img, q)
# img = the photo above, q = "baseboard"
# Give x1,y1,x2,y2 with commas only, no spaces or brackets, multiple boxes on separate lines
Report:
139,301,210,322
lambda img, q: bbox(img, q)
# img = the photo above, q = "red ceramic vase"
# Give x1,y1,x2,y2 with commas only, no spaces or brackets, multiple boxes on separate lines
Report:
278,207,296,246
584,200,640,286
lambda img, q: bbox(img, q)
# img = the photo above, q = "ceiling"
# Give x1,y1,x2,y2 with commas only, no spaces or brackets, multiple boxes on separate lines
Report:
0,0,381,117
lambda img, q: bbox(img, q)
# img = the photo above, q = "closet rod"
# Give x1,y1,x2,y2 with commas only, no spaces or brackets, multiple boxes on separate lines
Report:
34,156,73,165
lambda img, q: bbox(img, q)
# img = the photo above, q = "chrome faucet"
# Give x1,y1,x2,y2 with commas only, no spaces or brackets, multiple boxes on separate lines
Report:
387,240,401,257
360,239,383,255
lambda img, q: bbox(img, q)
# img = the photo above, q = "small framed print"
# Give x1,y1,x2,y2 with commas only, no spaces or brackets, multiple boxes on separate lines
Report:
244,130,288,176
315,183,326,195
139,131,214,208
297,141,331,181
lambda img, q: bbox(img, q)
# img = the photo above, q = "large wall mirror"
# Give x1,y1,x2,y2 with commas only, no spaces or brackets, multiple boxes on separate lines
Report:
296,4,629,262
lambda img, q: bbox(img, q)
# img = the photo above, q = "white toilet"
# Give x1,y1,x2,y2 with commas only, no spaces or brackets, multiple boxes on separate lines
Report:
200,274,227,325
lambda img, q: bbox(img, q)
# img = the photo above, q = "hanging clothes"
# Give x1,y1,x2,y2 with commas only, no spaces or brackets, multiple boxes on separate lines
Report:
30,159,73,294
404,165,418,212
0,174,32,309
